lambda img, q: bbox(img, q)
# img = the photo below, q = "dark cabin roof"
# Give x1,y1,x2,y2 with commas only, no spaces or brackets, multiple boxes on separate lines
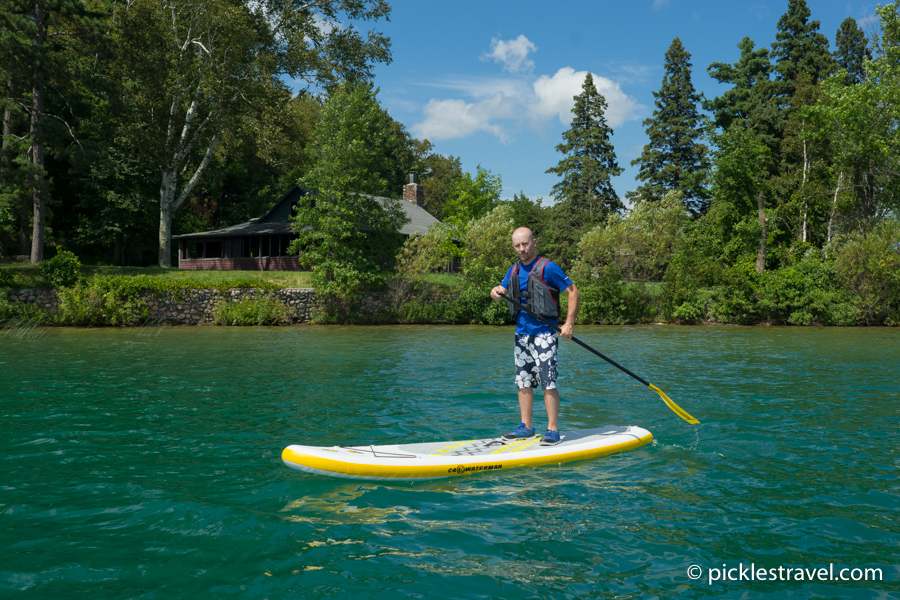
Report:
173,185,440,240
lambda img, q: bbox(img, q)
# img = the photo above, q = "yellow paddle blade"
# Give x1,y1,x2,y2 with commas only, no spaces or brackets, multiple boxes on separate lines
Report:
648,383,700,425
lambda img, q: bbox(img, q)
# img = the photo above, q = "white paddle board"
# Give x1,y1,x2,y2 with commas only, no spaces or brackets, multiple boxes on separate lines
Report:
282,425,652,481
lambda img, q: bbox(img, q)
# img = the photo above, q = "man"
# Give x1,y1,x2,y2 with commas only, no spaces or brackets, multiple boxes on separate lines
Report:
490,227,580,446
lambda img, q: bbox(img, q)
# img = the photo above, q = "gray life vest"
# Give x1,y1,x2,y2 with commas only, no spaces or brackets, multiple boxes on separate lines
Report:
508,256,561,319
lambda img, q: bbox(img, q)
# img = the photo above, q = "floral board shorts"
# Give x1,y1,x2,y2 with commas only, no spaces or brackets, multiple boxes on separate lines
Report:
514,332,559,390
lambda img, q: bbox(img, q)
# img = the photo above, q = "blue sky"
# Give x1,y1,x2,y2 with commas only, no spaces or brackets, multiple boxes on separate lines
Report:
354,1,879,202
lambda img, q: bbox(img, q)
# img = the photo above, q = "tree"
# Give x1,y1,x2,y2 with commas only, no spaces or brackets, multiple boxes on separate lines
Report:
0,0,99,262
809,2,900,221
502,192,548,239
114,0,392,267
631,38,710,216
771,0,834,93
546,73,624,224
706,37,774,131
289,82,408,298
833,17,871,85
707,124,772,266
419,153,462,221
442,165,502,227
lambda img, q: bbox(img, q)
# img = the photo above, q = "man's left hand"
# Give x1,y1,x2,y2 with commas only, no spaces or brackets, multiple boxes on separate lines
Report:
559,321,574,340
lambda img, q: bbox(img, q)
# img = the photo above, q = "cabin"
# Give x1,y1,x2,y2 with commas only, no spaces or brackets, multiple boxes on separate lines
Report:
173,179,438,271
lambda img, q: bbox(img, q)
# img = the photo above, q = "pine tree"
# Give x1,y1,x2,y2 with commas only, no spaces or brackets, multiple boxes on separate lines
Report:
834,17,871,85
771,0,835,94
543,73,623,268
631,38,710,216
706,37,774,130
546,73,624,224
705,37,783,164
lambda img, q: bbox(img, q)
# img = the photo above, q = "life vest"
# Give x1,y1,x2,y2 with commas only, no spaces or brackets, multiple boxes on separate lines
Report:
508,256,561,320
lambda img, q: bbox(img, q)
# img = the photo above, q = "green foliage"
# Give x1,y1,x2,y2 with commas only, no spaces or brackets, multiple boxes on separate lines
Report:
705,37,775,131
709,255,857,325
0,268,13,288
46,273,278,325
420,154,463,221
831,218,900,324
834,17,871,85
291,82,410,299
772,0,835,90
395,225,455,278
56,277,149,326
460,204,517,289
576,268,658,325
443,166,503,227
0,295,50,328
571,191,688,283
391,205,516,324
811,2,900,218
501,193,549,240
632,37,711,215
212,296,292,326
37,250,82,288
706,125,772,262
660,243,706,323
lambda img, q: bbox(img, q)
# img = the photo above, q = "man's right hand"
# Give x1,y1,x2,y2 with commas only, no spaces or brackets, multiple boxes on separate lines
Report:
490,286,508,302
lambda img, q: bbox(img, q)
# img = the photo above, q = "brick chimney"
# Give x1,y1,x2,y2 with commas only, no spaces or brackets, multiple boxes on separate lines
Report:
403,172,424,208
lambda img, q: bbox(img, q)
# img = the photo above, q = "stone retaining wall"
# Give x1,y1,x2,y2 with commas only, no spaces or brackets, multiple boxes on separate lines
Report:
144,288,319,325
5,287,406,325
7,288,60,314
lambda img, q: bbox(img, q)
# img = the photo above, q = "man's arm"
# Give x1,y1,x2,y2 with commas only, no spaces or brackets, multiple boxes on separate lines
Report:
559,283,580,339
490,285,509,301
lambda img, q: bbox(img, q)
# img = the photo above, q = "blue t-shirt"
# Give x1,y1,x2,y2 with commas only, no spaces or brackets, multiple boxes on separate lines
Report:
500,257,573,335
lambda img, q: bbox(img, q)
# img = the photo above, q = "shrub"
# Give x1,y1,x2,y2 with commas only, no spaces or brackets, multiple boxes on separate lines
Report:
571,191,688,283
56,277,148,326
37,250,81,288
212,295,292,325
708,255,858,325
461,205,517,289
831,218,900,325
577,266,658,324
660,249,706,323
0,268,13,288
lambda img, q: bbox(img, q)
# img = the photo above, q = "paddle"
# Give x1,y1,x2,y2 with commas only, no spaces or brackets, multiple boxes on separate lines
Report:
498,293,700,425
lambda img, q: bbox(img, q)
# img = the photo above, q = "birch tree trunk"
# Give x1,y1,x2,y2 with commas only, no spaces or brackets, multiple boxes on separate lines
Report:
800,139,808,243
29,0,47,264
157,132,219,267
827,170,843,243
756,191,766,274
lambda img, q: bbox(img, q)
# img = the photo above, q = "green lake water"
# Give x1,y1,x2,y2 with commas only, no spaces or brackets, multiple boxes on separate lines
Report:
1,325,898,599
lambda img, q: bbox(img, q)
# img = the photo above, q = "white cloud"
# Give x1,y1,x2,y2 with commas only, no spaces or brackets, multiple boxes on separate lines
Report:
530,67,637,129
481,35,537,74
412,35,639,143
653,0,670,9
413,95,516,143
411,68,639,143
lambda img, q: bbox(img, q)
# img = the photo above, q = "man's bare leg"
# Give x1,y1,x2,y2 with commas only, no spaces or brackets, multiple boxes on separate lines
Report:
518,387,559,432
543,388,560,432
517,387,534,429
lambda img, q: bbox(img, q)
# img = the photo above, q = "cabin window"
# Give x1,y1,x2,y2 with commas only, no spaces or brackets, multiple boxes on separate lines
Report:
204,241,222,259
188,242,199,259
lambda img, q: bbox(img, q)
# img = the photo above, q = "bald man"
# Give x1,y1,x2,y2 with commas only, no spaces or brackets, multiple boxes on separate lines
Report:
490,227,580,446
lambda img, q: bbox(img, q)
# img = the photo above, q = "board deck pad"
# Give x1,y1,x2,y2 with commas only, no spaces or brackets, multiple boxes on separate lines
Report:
282,425,652,481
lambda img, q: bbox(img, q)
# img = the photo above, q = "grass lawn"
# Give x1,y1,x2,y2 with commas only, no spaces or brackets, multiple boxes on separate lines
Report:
0,263,314,289
419,272,465,293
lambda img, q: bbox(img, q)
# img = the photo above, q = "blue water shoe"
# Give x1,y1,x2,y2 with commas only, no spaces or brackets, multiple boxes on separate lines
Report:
540,429,561,446
502,423,535,440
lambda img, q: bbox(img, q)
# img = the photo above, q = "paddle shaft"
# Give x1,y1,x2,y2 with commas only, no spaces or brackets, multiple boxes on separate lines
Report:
499,293,649,387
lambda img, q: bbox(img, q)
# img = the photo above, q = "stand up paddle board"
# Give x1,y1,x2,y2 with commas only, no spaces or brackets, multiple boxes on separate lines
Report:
282,425,652,481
